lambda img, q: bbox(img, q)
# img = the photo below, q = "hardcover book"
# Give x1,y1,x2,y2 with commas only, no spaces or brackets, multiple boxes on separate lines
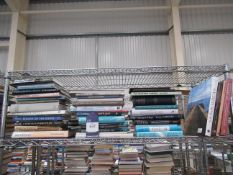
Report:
184,77,219,136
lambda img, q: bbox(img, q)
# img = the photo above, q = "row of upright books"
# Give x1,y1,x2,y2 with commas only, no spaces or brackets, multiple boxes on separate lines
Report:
5,77,233,138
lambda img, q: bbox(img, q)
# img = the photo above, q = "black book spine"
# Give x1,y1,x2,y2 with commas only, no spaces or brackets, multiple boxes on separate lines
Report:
132,95,176,106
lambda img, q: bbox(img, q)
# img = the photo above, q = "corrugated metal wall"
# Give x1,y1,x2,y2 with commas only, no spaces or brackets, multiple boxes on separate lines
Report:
25,38,96,70
26,35,171,70
25,0,171,70
183,34,233,67
98,36,171,68
180,6,233,67
0,48,8,72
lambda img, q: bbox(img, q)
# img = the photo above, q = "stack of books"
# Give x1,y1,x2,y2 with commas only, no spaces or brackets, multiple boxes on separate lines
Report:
71,90,133,138
144,144,174,175
184,77,233,136
7,147,27,175
129,88,183,137
63,145,93,175
118,146,143,175
8,80,72,138
2,150,12,175
91,145,114,175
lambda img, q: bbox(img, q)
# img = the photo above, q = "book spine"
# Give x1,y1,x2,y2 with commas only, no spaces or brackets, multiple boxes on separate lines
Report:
13,89,58,95
17,83,55,90
135,125,182,132
15,92,60,99
216,81,227,135
131,109,179,116
13,116,64,122
8,102,61,113
220,79,233,136
132,96,176,106
76,111,128,116
11,131,69,138
14,126,63,131
135,131,183,137
129,114,183,120
72,106,122,111
78,116,125,124
131,92,182,96
14,122,64,126
134,105,178,110
205,77,219,136
133,120,180,125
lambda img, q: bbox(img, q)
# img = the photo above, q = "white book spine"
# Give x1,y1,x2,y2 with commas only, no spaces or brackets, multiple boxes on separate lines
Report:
8,102,61,113
131,109,179,116
205,77,219,136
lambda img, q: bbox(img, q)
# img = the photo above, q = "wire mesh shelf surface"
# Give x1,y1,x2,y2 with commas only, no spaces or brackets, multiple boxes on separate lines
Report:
1,136,233,147
7,65,227,91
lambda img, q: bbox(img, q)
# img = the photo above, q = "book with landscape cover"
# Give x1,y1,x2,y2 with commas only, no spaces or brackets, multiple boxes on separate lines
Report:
184,77,219,136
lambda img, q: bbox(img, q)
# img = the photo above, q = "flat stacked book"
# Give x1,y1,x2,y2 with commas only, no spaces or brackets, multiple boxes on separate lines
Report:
91,145,114,175
7,147,27,175
63,145,93,175
118,146,143,175
144,144,174,175
129,88,184,137
8,79,72,138
71,90,132,138
1,150,12,175
184,77,233,136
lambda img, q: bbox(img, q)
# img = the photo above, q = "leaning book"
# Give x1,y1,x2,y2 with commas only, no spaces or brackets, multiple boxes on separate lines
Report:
184,77,219,136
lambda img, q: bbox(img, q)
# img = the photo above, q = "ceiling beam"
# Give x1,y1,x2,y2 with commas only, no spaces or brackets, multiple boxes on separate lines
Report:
20,6,169,14
180,3,233,9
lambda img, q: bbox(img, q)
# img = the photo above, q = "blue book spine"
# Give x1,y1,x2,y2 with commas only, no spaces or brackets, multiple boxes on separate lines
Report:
135,124,182,132
135,105,178,110
17,83,56,90
79,116,125,124
136,131,183,137
13,116,64,122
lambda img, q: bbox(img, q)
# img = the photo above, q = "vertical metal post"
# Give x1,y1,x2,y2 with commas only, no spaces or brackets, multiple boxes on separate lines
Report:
179,140,186,175
0,147,3,175
224,64,230,80
47,146,51,175
62,146,65,173
198,141,204,175
31,146,36,175
203,142,208,175
185,142,190,172
51,146,55,175
0,75,10,138
221,143,227,174
36,146,42,175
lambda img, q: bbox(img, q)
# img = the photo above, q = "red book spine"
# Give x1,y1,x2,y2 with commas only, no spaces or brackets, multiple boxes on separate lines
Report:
220,79,233,136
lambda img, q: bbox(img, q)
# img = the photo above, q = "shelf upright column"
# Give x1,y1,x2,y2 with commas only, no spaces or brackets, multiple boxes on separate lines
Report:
0,73,10,138
36,146,42,175
31,146,36,175
224,64,230,80
46,146,51,175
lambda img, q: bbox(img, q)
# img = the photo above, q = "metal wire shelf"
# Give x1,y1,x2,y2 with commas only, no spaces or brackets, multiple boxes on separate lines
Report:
1,136,233,147
7,65,227,91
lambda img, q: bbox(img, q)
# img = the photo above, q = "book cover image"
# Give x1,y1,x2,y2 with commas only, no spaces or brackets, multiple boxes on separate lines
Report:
184,77,218,136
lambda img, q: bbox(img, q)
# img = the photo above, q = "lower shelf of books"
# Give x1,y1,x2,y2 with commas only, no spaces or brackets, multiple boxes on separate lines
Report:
1,140,233,175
